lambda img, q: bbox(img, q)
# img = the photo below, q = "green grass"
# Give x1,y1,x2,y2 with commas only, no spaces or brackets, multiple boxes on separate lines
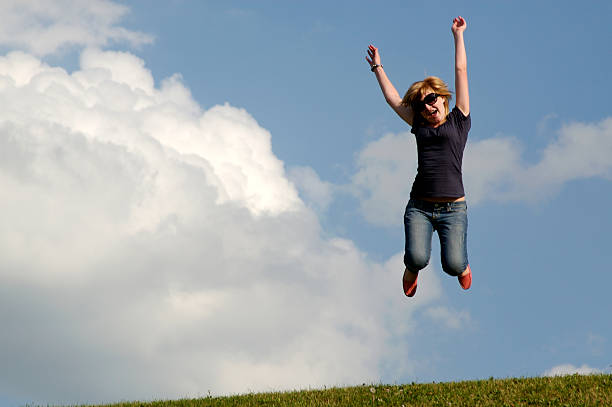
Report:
62,374,612,407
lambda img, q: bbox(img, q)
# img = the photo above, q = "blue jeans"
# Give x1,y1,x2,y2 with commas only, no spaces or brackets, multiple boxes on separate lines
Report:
403,199,469,276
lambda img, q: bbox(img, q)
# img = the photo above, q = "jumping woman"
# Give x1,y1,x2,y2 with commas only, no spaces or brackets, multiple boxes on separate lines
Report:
366,16,472,297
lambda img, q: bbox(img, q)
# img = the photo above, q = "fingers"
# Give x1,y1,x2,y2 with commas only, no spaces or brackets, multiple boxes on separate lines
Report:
366,44,379,67
453,16,466,26
451,16,467,35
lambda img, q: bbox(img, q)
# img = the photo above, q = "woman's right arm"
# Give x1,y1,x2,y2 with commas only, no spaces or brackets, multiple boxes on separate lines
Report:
366,45,413,126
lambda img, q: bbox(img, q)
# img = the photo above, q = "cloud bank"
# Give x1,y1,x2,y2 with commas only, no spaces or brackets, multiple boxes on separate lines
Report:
542,364,604,377
351,118,612,226
0,0,152,56
0,49,469,405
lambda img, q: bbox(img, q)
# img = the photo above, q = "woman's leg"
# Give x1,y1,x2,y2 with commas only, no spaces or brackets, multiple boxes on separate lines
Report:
403,201,433,295
436,202,470,281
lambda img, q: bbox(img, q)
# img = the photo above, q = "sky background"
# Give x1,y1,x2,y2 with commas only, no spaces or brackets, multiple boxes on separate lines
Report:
0,0,611,405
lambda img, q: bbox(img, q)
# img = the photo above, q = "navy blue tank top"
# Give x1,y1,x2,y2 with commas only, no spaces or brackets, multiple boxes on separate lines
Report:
410,106,471,199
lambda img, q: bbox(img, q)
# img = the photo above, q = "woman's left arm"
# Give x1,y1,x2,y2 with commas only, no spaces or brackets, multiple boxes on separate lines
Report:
452,16,469,116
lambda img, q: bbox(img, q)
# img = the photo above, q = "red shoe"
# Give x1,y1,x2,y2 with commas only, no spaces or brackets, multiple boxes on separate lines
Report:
458,266,472,290
403,274,418,297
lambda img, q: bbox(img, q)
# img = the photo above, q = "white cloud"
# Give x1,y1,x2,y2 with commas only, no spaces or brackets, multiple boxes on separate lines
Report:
0,0,153,56
288,165,334,211
466,117,612,202
351,131,417,226
542,364,604,377
351,117,612,226
462,136,524,203
0,50,457,405
521,118,612,195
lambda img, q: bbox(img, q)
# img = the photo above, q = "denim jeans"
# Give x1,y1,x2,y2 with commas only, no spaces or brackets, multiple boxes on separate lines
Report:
403,199,469,276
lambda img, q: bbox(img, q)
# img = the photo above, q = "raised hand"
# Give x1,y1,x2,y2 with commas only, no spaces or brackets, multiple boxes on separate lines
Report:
452,16,469,115
452,16,467,36
366,44,381,68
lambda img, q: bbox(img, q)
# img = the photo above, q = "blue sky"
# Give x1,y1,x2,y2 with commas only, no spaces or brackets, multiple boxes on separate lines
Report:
0,0,610,405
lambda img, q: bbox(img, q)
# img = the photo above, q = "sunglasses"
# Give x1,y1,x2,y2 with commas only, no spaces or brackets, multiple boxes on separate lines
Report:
413,93,439,112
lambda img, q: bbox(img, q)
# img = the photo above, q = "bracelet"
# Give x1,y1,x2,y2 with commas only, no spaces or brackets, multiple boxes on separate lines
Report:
370,64,382,72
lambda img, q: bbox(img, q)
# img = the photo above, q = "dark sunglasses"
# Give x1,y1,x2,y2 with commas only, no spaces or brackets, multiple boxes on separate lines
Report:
413,93,439,112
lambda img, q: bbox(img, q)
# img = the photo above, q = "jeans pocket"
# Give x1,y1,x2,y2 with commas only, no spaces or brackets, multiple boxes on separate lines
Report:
451,203,467,213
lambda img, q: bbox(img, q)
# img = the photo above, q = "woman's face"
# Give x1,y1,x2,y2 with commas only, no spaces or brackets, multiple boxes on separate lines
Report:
419,91,446,126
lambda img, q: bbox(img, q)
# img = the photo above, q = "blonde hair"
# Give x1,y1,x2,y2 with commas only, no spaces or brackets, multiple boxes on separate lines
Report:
401,76,452,126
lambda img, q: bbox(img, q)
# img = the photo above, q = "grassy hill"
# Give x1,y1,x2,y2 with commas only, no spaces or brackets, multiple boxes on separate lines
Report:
72,374,612,407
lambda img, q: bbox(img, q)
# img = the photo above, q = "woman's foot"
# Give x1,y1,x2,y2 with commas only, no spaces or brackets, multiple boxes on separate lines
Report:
458,265,472,290
403,268,418,297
